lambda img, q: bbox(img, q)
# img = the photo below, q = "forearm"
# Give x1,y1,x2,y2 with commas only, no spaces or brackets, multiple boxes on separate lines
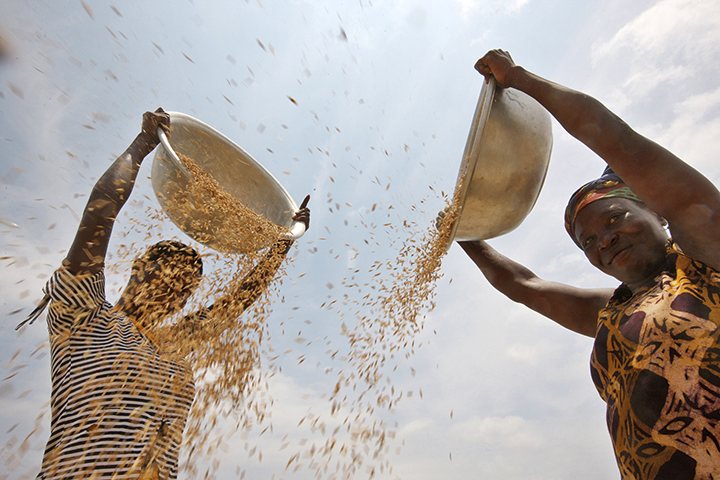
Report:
505,66,719,217
90,133,157,212
459,240,538,305
459,240,610,337
211,238,292,316
64,134,157,272
239,238,292,298
507,66,628,155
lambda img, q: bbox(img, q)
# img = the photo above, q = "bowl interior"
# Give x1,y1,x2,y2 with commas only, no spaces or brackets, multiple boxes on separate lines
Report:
151,112,297,253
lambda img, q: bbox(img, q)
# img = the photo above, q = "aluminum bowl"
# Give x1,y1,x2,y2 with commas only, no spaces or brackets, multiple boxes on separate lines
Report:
448,78,553,245
151,112,301,253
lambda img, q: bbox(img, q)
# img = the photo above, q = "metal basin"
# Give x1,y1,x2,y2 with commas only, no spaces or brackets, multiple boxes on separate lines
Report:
448,78,553,244
151,112,299,253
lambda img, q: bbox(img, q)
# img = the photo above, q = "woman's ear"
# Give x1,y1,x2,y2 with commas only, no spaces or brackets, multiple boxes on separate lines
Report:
652,210,669,228
656,214,672,239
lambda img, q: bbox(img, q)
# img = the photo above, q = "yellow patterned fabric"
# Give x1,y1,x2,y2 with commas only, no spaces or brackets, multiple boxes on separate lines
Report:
590,246,720,479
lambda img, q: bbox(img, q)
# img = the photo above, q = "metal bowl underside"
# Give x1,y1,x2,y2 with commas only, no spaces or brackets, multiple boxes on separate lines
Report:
448,79,553,245
151,112,297,253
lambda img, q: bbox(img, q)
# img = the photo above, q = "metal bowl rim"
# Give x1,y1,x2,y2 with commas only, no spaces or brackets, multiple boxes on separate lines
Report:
445,79,496,249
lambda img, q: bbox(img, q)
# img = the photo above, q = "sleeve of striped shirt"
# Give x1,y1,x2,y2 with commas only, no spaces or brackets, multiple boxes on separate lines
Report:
44,266,106,335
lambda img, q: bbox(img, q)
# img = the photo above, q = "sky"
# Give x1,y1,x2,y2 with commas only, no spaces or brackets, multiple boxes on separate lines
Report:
2,0,720,478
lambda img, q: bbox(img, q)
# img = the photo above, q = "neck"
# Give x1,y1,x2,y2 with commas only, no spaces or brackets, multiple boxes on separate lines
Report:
626,255,671,294
626,277,658,294
115,298,160,346
116,295,144,325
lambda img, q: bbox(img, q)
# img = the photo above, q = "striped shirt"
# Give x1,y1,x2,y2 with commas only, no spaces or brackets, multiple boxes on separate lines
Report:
38,267,195,479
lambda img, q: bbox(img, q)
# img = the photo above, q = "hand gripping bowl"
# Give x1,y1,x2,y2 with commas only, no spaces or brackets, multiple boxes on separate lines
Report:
446,78,553,247
151,112,305,254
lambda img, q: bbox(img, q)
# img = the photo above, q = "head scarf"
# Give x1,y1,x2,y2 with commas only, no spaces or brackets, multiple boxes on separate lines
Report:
564,166,643,247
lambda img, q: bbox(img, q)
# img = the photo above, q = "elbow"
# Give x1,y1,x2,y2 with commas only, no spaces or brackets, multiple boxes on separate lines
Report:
86,188,121,218
503,290,528,306
504,284,535,307
575,100,636,153
486,272,538,307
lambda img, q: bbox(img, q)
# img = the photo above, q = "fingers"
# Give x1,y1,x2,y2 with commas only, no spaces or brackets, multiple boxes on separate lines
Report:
435,208,447,231
292,200,311,230
292,208,310,219
474,53,495,78
142,108,171,137
146,107,168,120
474,58,491,76
158,120,170,134
474,49,515,87
156,108,170,126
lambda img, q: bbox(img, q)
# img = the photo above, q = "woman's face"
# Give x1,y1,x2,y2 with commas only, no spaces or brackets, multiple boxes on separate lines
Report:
573,198,669,288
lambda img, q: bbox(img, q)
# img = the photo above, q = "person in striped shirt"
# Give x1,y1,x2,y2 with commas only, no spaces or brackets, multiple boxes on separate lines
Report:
20,108,310,479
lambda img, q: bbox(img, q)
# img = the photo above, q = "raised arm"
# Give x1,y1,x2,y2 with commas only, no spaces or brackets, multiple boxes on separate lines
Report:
475,50,720,268
64,109,170,274
459,240,613,338
192,196,311,323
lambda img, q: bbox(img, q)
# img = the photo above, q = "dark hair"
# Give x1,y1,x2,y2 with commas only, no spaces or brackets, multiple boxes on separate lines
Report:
133,240,203,277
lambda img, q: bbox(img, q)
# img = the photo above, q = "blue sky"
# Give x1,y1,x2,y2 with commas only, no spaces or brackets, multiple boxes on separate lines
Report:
2,0,720,478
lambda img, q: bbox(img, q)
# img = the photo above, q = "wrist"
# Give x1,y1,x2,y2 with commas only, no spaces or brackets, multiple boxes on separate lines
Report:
276,238,293,254
459,239,488,253
506,65,526,90
131,132,158,157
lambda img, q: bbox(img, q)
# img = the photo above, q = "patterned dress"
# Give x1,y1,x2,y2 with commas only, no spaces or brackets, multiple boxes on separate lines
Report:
590,247,720,479
37,267,195,479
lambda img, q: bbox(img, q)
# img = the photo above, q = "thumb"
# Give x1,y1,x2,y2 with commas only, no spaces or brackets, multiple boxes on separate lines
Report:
299,194,310,209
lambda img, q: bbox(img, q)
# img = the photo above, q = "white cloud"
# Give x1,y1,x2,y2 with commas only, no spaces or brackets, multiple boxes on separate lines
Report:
456,0,529,17
583,0,720,188
593,0,720,63
505,343,540,362
644,85,720,180
591,0,720,109
452,415,543,448
617,64,686,103
398,417,434,436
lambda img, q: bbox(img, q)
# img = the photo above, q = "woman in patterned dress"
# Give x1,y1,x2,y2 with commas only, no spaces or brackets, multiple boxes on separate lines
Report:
21,109,310,479
458,50,720,479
